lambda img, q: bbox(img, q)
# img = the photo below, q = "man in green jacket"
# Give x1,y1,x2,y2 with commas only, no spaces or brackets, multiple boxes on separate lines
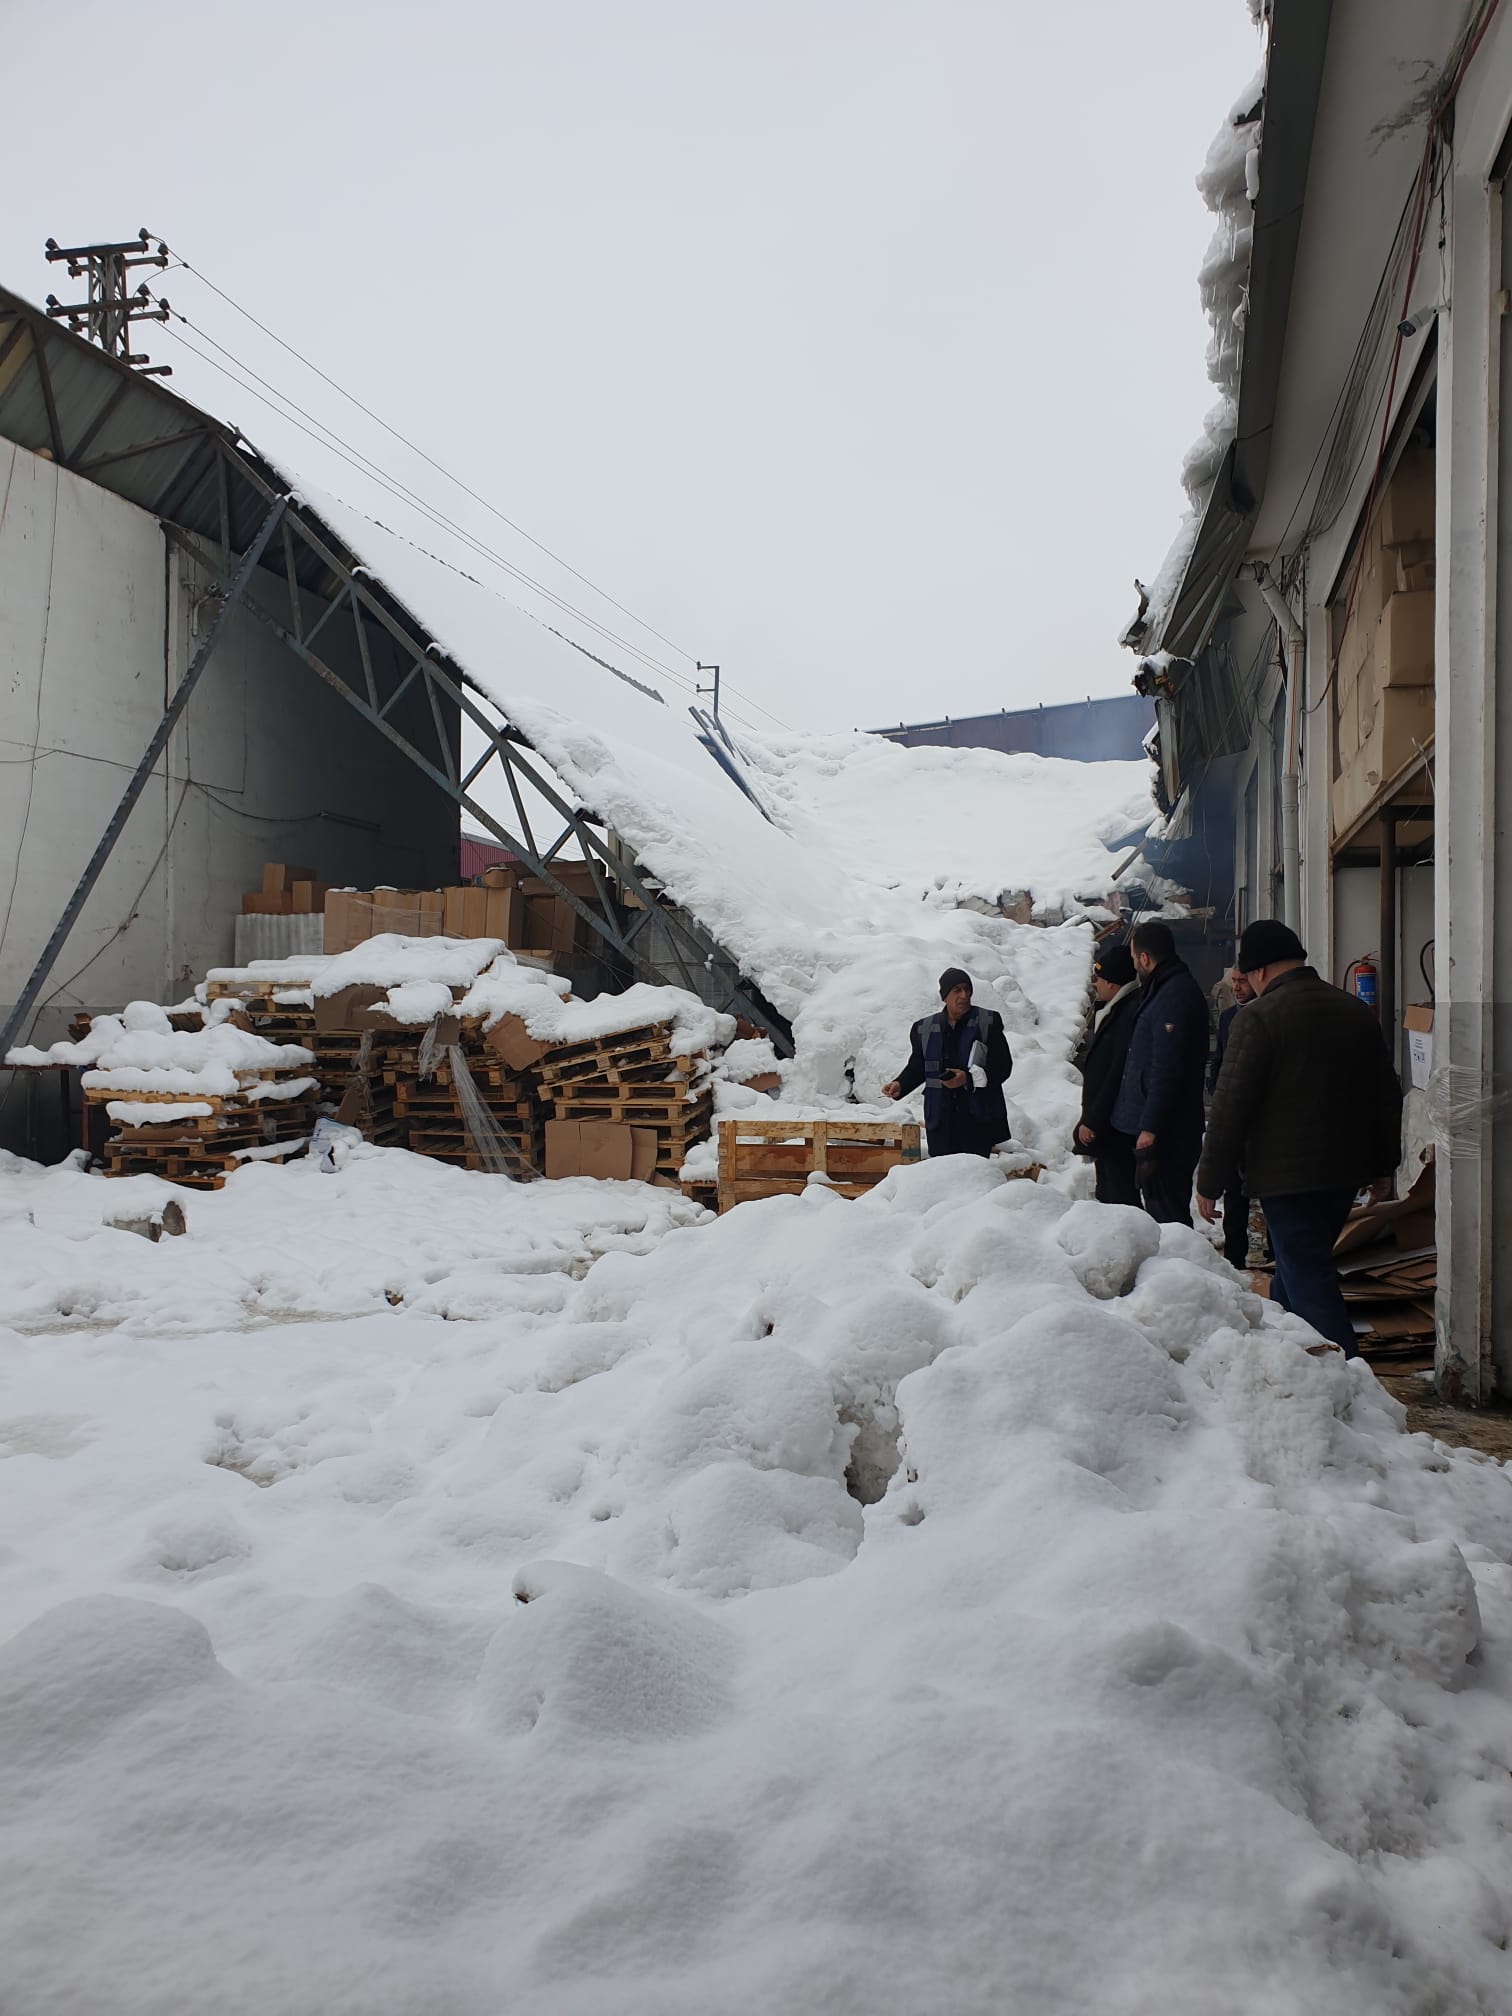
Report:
1195,919,1403,1356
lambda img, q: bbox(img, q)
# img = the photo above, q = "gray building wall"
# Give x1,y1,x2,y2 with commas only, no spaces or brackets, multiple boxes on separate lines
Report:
0,438,458,1155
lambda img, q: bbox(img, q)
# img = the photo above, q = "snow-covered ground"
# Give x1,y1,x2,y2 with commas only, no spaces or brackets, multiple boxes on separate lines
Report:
2,1140,1511,2016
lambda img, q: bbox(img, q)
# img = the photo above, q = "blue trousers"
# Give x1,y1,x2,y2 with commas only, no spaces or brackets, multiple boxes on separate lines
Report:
1261,1188,1359,1356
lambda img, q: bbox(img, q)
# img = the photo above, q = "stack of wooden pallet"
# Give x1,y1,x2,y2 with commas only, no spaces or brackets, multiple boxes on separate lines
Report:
99,1081,318,1189
534,1022,714,1184
712,1118,923,1213
387,1046,544,1174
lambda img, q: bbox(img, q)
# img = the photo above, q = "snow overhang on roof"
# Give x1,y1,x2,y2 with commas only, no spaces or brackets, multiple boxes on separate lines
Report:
1123,0,1334,665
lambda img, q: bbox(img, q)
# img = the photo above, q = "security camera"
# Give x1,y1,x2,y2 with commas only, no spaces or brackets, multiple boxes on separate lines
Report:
1398,300,1447,338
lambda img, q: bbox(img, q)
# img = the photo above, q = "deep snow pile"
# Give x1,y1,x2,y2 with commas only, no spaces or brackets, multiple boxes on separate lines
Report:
1,1146,1510,2015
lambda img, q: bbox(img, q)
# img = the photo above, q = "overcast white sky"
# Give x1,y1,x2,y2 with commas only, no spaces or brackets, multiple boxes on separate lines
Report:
5,0,1258,734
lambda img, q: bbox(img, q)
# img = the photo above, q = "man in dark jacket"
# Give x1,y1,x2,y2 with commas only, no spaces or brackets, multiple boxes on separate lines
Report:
1209,968,1255,1266
1196,919,1403,1357
1074,941,1141,1205
1110,920,1209,1224
884,967,1013,1159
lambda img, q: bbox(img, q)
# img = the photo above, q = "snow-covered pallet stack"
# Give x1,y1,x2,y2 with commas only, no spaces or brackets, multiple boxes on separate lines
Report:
534,1021,715,1184
99,1085,316,1189
6,1003,320,1190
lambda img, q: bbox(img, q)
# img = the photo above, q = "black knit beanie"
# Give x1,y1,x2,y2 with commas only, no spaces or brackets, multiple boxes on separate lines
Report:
938,967,972,999
1093,943,1136,987
1236,919,1306,973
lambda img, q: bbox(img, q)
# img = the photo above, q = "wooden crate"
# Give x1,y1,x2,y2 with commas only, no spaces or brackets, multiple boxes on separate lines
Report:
716,1118,921,1213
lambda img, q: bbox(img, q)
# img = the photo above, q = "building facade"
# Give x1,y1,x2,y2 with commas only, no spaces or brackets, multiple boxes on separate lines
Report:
1126,0,1512,1401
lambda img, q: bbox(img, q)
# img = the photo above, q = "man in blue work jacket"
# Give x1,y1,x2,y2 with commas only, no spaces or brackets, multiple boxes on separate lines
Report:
883,967,1013,1158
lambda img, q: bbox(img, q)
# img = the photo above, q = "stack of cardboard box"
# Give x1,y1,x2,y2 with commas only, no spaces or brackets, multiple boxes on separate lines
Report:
323,888,446,953
1332,445,1437,839
241,864,329,918
320,860,614,966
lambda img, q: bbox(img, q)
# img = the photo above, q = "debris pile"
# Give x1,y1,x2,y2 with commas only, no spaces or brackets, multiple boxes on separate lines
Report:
1334,1161,1437,1369
7,939,733,1190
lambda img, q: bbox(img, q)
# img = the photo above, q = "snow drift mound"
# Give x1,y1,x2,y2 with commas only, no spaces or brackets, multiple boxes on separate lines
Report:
1,1153,1510,2013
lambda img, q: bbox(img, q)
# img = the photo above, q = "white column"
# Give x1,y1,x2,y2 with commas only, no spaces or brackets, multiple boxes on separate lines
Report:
1435,165,1500,1403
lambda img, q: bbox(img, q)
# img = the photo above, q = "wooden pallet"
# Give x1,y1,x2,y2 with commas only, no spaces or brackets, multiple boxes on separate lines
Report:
533,1028,688,1086
544,1092,712,1122
536,1050,695,1089
716,1118,922,1213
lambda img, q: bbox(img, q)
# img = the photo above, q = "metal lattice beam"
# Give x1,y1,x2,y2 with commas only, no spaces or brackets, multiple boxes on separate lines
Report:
213,479,791,1047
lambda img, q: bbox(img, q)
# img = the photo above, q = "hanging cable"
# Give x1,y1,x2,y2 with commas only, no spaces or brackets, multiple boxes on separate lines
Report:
169,250,698,663
153,314,789,738
149,246,790,731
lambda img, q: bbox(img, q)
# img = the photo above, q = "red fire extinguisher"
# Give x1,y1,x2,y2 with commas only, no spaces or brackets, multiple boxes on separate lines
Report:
1347,956,1378,1014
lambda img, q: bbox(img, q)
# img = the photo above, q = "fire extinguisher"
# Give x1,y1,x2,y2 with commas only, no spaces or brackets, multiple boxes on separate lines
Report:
1346,957,1378,1014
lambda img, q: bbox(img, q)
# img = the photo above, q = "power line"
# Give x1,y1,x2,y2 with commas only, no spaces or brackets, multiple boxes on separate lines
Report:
172,251,700,664
156,318,688,692
156,244,790,732
154,313,787,739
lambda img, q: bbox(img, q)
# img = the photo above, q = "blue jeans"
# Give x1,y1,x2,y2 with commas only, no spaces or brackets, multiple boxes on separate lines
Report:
1261,1188,1359,1355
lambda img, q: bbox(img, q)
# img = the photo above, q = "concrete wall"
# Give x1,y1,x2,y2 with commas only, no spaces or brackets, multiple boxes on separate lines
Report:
0,439,458,1156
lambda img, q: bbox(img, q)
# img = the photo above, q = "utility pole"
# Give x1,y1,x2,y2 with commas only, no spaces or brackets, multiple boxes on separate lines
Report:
44,229,173,376
696,661,721,720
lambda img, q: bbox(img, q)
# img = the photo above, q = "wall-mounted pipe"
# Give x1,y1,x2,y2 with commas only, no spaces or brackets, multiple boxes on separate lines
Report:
1251,564,1304,934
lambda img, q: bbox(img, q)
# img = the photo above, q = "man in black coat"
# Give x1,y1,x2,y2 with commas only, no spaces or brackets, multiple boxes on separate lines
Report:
1074,941,1141,1205
1196,919,1403,1357
1110,920,1210,1224
1209,967,1255,1266
884,967,1013,1158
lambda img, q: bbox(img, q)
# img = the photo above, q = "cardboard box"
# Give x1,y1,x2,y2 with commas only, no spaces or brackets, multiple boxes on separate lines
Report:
322,890,361,954
1375,683,1435,777
1356,675,1377,749
1393,539,1435,595
484,884,523,945
480,865,521,889
290,879,328,915
1404,1003,1434,1090
1335,686,1436,839
522,893,579,957
1376,588,1434,688
443,886,491,938
1378,445,1435,549
522,862,602,902
544,1119,659,1182
1336,679,1359,762
483,1013,548,1071
261,863,315,896
242,891,293,916
313,984,387,1033
1335,612,1368,700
